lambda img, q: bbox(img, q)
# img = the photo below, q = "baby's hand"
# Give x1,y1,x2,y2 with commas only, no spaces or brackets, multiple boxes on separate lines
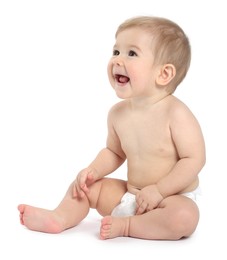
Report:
135,185,163,215
72,167,97,198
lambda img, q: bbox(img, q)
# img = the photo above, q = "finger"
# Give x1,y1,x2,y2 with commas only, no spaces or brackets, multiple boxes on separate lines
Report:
77,183,86,197
76,188,86,198
136,201,147,215
136,206,145,215
135,196,142,212
146,204,155,212
79,173,88,188
87,171,95,183
72,183,83,198
80,183,89,194
135,194,143,205
80,170,95,194
74,179,86,198
72,184,78,198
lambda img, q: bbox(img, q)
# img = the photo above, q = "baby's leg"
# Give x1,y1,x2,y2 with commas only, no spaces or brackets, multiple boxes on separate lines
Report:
18,180,102,233
100,195,199,240
18,178,127,234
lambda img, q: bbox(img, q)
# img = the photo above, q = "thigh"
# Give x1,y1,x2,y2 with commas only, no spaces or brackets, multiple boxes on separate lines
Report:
87,177,127,216
158,194,199,214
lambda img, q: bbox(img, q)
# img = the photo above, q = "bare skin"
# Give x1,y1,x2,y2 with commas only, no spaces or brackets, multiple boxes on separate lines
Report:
18,178,127,234
18,22,206,240
100,195,200,240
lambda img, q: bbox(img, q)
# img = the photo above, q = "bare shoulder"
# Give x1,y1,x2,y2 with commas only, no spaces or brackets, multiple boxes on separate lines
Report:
109,100,128,112
167,95,198,121
168,96,204,149
108,100,129,119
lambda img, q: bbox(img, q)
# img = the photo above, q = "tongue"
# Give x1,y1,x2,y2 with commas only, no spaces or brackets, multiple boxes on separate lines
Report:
119,76,129,83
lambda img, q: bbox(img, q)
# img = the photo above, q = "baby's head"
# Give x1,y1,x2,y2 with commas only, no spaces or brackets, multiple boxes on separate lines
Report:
116,16,191,92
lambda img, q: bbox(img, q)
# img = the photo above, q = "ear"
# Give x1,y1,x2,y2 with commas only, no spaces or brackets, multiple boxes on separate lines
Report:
156,64,176,86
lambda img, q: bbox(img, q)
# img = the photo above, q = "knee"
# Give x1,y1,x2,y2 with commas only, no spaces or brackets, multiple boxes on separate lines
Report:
169,203,200,239
94,178,127,216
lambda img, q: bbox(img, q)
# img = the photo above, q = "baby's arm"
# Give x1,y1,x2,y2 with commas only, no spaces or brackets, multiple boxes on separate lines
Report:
73,106,126,198
157,103,206,198
73,148,125,198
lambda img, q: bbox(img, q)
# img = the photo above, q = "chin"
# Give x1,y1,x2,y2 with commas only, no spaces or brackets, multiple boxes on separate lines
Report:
115,91,131,99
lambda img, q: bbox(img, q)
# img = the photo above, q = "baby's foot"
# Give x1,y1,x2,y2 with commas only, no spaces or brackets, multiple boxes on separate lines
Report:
18,204,65,233
100,216,130,240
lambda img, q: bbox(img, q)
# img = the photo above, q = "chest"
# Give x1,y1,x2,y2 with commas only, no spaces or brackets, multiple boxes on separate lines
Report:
114,112,173,155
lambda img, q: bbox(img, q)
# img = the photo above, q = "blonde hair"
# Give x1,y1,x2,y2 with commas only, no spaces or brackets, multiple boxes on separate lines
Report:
116,16,191,91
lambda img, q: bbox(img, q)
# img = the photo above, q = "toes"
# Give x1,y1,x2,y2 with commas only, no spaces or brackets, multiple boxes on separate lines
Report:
100,229,110,240
101,223,111,230
19,214,24,225
18,204,25,213
100,216,112,239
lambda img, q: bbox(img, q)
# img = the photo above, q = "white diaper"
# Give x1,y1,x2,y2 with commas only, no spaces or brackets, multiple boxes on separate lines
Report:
180,186,201,202
111,192,136,217
111,187,201,217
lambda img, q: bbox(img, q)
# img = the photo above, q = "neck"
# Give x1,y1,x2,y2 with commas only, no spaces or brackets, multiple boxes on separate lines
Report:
129,93,171,110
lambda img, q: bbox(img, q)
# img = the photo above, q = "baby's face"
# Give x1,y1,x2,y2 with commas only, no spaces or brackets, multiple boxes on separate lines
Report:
107,28,159,99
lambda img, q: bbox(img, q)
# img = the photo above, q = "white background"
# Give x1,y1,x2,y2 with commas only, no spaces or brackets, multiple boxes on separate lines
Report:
0,0,226,259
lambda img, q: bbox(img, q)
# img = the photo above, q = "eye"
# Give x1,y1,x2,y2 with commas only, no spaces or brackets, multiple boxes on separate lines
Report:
128,50,137,57
113,49,120,56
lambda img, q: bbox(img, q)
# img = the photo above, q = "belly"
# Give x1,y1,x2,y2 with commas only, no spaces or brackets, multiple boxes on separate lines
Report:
127,156,176,189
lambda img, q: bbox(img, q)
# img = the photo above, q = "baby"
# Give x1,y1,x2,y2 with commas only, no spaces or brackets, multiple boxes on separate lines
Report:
18,16,206,240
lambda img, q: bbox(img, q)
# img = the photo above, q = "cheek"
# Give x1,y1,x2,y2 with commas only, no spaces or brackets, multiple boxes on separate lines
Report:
133,66,152,83
128,63,144,80
107,62,114,84
107,61,111,75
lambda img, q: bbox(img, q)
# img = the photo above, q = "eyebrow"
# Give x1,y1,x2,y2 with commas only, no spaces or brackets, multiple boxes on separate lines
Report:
113,44,142,52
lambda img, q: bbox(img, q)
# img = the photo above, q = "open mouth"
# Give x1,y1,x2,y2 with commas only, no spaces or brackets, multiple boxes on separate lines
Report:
115,74,130,84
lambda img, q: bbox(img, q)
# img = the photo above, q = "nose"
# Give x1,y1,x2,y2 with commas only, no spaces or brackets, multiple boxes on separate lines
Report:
113,56,124,66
